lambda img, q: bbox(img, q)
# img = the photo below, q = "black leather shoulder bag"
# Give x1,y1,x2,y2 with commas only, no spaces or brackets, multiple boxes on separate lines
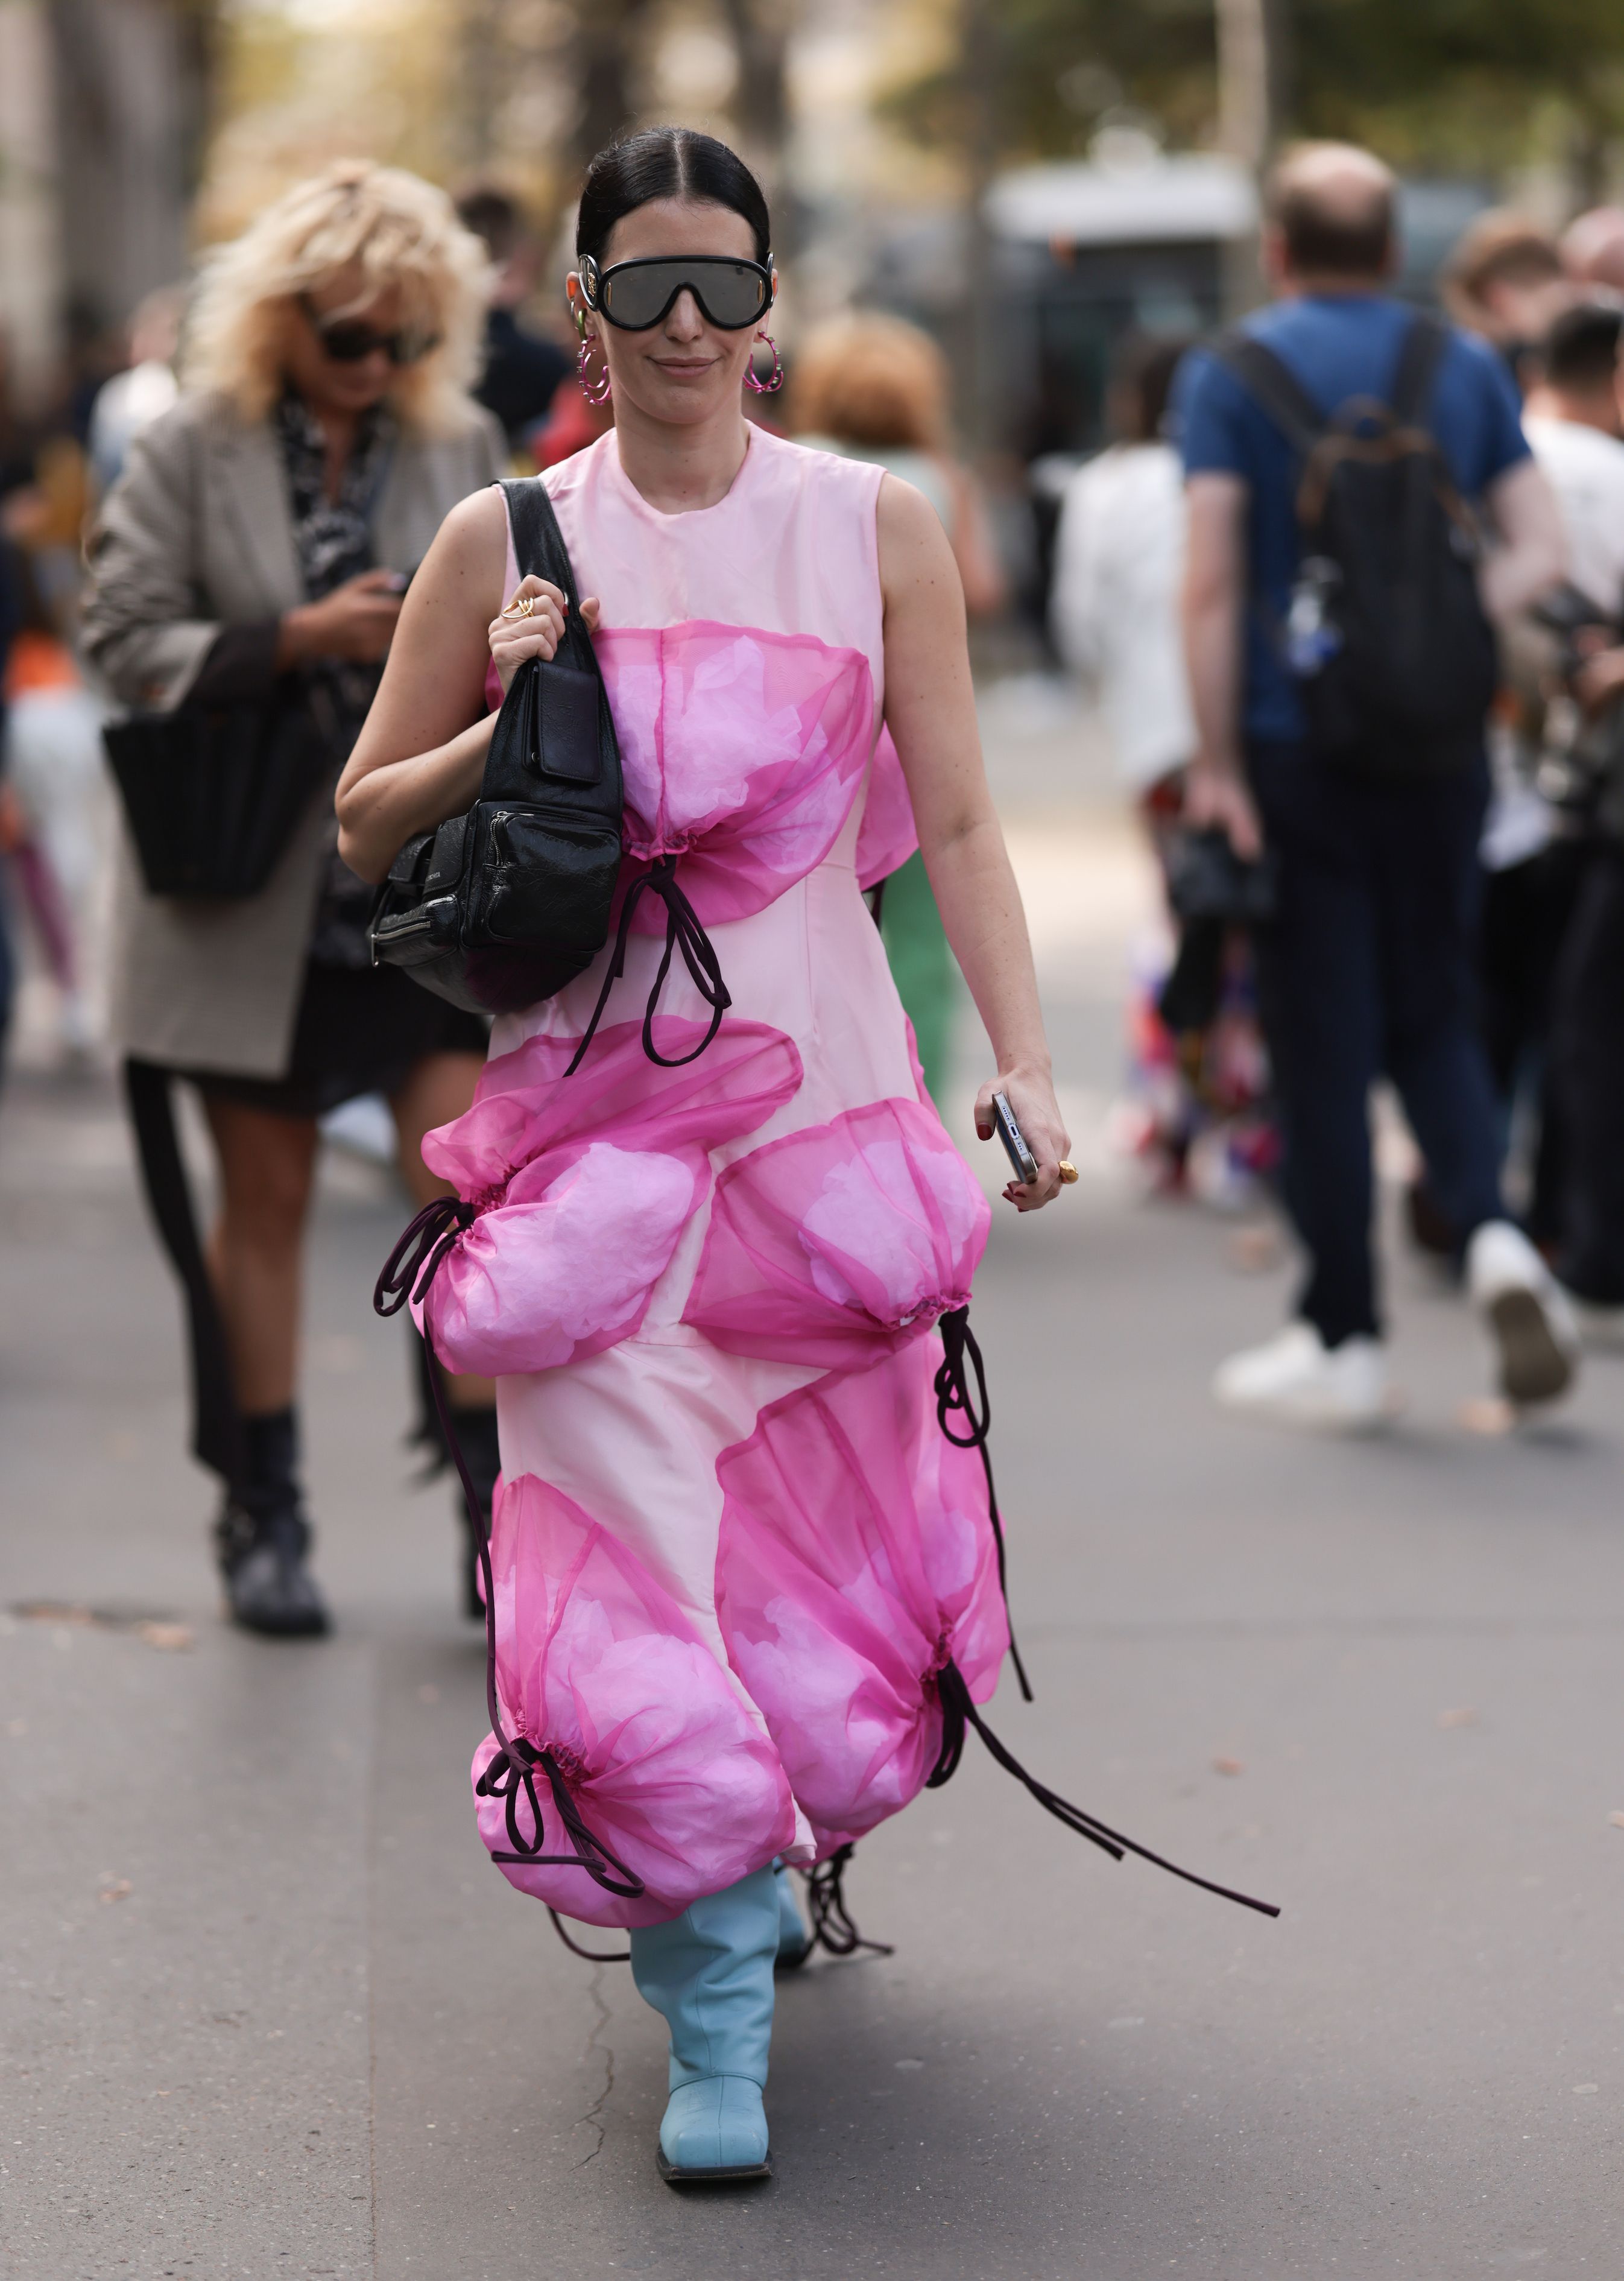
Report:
368,476,625,1019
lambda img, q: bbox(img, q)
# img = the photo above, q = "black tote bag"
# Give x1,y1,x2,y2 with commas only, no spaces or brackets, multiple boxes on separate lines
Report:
104,685,334,900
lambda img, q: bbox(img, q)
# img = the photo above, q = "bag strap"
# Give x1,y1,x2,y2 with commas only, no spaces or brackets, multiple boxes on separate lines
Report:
1390,311,1449,430
499,476,599,681
1207,331,1327,460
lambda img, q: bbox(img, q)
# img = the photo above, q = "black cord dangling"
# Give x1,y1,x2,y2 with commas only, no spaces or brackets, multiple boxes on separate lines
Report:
927,1659,1281,1919
800,1844,894,1959
566,853,730,1077
934,1305,1033,1702
547,1908,631,1964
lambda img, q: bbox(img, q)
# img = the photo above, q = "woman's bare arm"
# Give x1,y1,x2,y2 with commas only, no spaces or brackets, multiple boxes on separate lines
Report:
337,486,605,882
877,472,1067,1209
335,487,509,881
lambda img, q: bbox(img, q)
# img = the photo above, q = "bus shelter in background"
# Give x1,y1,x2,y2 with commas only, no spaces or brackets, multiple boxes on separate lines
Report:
988,150,1491,633
987,147,1260,464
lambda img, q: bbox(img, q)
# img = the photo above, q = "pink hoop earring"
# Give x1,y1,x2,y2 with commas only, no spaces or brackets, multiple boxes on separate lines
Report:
745,331,784,395
577,335,611,407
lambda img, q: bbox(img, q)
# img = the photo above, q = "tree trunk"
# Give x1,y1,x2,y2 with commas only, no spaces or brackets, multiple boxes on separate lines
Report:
1215,0,1280,315
47,0,216,336
956,0,999,452
570,0,656,173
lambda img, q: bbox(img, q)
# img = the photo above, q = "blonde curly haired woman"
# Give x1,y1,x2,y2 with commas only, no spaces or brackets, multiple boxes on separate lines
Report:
83,160,505,1637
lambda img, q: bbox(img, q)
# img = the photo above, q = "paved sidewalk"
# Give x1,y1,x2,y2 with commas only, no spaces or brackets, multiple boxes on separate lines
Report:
4,716,1622,2276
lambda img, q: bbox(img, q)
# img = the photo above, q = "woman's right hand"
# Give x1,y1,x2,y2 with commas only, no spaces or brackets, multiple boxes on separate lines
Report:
488,574,602,695
279,570,405,667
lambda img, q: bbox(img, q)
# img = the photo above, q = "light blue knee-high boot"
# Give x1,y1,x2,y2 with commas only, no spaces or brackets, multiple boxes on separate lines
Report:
774,1858,812,1969
629,1865,779,2182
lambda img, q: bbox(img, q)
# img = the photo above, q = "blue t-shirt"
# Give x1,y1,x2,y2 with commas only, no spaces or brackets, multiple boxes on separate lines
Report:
1174,294,1529,743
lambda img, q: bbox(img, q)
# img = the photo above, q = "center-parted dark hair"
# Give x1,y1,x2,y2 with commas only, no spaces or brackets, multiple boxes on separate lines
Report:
576,127,771,268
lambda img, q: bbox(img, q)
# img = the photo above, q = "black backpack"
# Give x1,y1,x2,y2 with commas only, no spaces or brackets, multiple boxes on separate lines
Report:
1210,312,1499,773
368,476,625,1016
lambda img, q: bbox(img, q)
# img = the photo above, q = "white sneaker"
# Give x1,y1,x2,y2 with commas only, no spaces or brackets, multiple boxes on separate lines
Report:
1212,1322,1391,1431
1465,1221,1580,1407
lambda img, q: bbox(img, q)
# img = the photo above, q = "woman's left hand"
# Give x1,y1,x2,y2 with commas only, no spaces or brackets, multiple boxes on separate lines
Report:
487,574,602,695
974,1065,1071,1211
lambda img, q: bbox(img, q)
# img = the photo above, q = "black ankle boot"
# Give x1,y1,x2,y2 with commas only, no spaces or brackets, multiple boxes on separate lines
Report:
215,1408,330,1639
450,1406,501,1621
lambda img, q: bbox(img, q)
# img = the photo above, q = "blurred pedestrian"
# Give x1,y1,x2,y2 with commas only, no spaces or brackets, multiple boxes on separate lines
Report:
1176,141,1576,1427
1442,212,1574,394
455,185,572,454
1528,310,1624,1339
1052,335,1273,1203
81,159,505,1636
792,311,1006,1100
1560,207,1624,295
1,557,106,1061
86,285,185,495
1051,337,1193,803
0,536,21,1077
1477,303,1624,1244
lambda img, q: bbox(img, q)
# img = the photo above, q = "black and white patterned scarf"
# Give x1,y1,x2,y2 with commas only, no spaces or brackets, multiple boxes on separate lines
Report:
275,390,396,966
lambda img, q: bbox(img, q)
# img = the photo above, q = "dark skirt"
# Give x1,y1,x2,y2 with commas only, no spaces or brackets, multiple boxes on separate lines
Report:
189,961,487,1120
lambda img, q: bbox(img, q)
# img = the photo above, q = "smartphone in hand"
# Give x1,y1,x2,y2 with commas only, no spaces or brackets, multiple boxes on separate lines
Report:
990,1091,1039,1186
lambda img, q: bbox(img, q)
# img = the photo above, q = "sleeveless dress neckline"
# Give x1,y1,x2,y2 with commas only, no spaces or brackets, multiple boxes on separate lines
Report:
601,423,759,525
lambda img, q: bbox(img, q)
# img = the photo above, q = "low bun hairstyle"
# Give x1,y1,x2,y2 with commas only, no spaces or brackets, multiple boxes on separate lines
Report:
577,128,771,268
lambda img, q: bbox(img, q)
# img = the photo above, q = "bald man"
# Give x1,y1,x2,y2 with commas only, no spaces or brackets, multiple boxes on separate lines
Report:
1173,141,1577,1428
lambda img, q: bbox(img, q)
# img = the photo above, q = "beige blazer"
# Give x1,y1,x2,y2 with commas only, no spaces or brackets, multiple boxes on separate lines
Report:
81,388,504,1077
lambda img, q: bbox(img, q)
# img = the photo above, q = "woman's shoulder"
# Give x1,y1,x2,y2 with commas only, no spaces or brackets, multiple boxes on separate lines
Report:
128,387,250,463
537,428,615,505
766,426,885,502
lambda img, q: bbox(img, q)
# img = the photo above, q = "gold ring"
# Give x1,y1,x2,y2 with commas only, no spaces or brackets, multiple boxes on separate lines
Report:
501,594,536,619
1057,1159,1079,1185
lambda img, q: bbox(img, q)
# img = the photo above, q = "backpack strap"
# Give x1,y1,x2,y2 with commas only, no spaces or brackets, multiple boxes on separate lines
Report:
1206,329,1327,460
499,476,599,679
1389,311,1449,431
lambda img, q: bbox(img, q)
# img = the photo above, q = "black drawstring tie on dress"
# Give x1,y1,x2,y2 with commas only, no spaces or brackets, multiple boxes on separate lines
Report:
801,1844,894,1960
566,852,731,1077
373,1229,647,1910
934,1305,1032,1703
374,1195,476,1319
925,1657,1280,1920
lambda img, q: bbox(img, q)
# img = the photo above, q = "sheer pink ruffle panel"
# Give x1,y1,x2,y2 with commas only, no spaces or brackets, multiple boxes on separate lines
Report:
473,1472,798,1927
596,621,875,928
415,1016,802,1377
684,1096,989,1370
855,726,918,891
714,1343,1008,1856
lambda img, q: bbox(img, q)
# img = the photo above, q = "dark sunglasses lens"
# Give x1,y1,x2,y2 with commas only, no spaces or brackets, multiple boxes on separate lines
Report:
602,261,766,329
317,321,378,363
700,264,769,326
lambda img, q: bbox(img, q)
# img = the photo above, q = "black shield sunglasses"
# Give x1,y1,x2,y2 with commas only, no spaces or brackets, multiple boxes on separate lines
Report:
300,295,441,367
579,253,774,332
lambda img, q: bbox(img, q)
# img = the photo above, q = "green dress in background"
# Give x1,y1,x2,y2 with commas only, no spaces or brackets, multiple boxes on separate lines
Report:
879,847,956,1106
797,434,963,1107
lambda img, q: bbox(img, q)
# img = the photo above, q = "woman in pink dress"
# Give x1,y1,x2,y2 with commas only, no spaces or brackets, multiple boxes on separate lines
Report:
337,128,1070,2183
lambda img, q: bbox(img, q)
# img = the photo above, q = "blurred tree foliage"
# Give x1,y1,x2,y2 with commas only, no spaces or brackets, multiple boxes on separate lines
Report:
886,0,1624,180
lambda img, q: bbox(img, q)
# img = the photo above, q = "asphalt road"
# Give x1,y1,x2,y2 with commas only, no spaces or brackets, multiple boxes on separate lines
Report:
4,716,1622,2277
